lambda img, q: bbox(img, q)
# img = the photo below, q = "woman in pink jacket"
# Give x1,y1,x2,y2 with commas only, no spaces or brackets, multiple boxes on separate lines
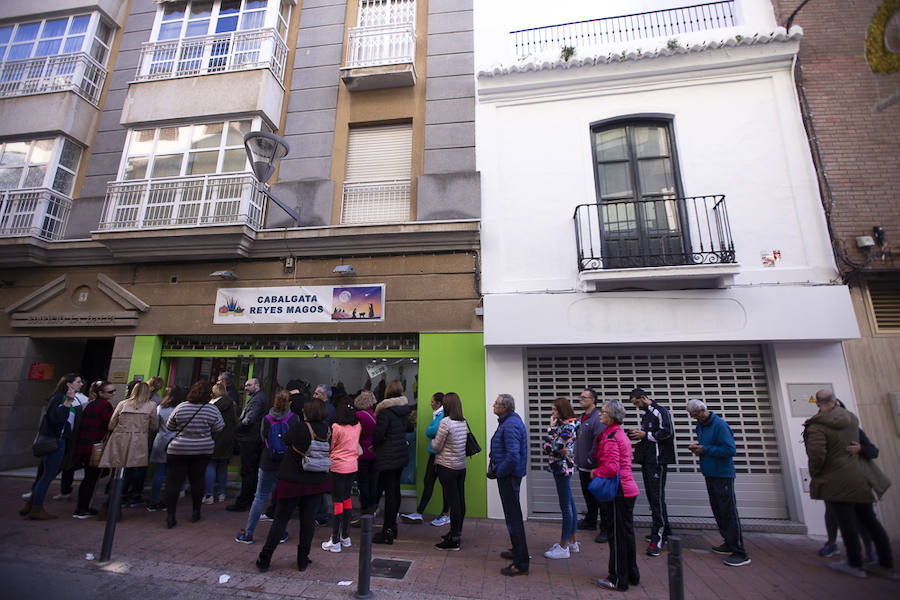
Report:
592,400,640,592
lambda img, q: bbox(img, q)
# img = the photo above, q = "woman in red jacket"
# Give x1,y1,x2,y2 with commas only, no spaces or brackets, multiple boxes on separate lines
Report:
592,400,640,592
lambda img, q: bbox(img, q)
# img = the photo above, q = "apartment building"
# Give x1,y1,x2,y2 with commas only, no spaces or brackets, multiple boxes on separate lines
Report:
0,0,487,514
771,0,900,537
476,0,860,535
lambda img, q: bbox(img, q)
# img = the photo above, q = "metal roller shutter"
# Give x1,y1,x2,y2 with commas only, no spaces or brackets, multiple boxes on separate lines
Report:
525,345,788,520
342,123,412,224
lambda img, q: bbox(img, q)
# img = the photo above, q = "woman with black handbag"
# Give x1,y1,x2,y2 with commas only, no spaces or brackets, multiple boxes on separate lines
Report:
430,392,469,551
256,399,331,573
22,374,82,520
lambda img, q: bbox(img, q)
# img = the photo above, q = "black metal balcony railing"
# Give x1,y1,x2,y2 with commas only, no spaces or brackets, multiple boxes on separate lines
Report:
510,1,736,58
574,195,735,271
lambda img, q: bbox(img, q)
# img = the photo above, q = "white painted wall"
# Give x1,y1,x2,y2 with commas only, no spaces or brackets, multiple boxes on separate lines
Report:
477,44,835,296
766,342,857,535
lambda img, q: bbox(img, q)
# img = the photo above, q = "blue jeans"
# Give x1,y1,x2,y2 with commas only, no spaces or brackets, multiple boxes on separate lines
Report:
245,469,278,539
554,473,577,542
33,438,66,507
497,475,529,571
205,458,229,496
150,462,166,503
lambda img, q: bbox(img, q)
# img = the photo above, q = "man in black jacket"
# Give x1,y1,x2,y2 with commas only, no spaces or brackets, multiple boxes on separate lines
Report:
227,378,268,511
627,387,675,557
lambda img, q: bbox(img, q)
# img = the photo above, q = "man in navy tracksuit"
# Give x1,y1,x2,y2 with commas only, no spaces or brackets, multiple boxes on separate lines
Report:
627,387,675,557
687,398,750,567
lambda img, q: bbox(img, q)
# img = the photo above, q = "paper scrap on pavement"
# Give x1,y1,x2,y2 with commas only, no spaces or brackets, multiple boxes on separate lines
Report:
85,553,95,561
219,574,231,584
338,581,352,586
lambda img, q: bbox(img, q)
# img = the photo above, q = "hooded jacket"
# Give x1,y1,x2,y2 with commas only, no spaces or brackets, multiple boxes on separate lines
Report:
803,405,872,503
373,396,412,471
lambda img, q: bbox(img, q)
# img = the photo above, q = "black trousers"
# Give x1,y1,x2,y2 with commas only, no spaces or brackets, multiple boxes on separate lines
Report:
331,472,355,543
60,466,77,495
357,459,378,512
377,468,401,534
641,462,671,545
578,469,599,525
76,465,105,513
827,501,894,569
435,465,466,539
417,454,449,515
605,495,639,590
705,476,747,558
166,454,209,518
497,476,529,571
236,440,262,507
260,493,322,569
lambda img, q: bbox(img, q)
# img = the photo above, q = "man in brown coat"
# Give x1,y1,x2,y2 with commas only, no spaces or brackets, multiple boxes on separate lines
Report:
803,390,896,580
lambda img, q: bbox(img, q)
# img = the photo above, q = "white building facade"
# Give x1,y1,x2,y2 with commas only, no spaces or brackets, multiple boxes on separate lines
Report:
476,0,859,535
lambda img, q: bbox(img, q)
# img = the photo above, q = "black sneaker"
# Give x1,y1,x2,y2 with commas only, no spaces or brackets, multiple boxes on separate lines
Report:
646,543,661,557
711,543,731,555
594,532,608,544
435,538,461,551
723,553,751,567
577,518,597,530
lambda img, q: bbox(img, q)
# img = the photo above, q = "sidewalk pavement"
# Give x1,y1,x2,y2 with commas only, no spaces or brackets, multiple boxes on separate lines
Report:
3,477,896,599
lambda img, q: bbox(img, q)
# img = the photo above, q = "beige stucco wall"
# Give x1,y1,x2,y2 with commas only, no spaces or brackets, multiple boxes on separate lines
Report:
0,92,102,147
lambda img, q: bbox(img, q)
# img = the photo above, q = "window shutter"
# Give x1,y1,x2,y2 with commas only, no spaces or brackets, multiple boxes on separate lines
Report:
345,123,412,183
869,279,900,331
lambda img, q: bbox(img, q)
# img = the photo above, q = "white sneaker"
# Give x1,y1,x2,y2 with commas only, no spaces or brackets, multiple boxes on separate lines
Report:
217,494,227,503
431,514,450,527
21,492,32,500
259,514,273,522
401,512,423,522
321,539,342,553
828,561,867,578
544,543,570,559
340,537,352,548
569,541,580,553
52,493,71,501
202,495,214,505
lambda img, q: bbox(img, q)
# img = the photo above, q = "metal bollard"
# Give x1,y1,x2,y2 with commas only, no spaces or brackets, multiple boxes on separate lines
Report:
355,514,374,599
667,536,684,600
99,467,126,562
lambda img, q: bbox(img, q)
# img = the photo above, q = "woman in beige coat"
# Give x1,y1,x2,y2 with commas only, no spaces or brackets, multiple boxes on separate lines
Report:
99,381,157,469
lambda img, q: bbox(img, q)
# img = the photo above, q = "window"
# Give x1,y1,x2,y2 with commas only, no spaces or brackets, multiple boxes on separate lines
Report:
868,278,900,332
590,119,687,268
120,119,268,181
153,0,284,40
341,123,412,224
0,14,111,63
0,138,83,195
357,0,416,27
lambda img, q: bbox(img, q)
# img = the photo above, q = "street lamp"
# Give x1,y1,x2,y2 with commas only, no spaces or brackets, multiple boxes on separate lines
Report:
243,131,300,226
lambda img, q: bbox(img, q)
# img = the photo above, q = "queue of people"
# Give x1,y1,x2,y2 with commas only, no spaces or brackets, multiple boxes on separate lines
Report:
18,373,896,586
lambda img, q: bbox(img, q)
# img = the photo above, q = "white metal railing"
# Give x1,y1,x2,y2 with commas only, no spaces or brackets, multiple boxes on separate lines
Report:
0,52,107,106
344,22,416,69
99,173,266,231
0,188,72,241
341,180,410,224
135,28,288,83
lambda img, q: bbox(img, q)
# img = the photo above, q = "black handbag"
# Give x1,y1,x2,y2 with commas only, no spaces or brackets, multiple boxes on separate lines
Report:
465,421,481,457
32,432,59,457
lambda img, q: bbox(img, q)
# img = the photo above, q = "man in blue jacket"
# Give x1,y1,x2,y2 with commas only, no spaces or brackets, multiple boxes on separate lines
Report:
687,398,750,567
491,393,529,576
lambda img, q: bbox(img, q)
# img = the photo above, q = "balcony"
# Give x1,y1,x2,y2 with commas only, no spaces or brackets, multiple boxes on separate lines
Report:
94,174,267,261
0,188,72,241
135,28,288,83
574,194,738,289
0,52,107,106
341,22,417,91
510,1,736,59
341,181,411,224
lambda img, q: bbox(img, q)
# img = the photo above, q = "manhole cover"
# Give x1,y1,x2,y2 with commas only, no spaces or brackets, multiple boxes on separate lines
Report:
371,558,413,580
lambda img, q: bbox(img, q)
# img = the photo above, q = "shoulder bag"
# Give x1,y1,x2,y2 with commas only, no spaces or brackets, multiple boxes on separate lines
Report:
588,430,621,502
465,420,482,457
165,404,204,452
292,423,332,472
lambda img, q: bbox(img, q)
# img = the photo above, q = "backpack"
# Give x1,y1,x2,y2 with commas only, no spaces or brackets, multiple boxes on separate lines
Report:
264,412,293,458
292,422,332,472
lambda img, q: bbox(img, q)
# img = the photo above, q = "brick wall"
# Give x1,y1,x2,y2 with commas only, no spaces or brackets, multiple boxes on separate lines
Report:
773,0,900,271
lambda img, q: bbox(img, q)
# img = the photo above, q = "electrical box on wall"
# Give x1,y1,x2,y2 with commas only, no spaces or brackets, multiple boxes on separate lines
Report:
890,392,900,437
800,468,811,494
787,383,833,418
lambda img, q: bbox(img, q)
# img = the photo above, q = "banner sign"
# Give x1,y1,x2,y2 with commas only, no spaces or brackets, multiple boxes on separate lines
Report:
214,285,384,324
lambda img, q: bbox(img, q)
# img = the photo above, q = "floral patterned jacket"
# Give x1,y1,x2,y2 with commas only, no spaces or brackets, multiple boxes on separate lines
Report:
542,418,579,476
